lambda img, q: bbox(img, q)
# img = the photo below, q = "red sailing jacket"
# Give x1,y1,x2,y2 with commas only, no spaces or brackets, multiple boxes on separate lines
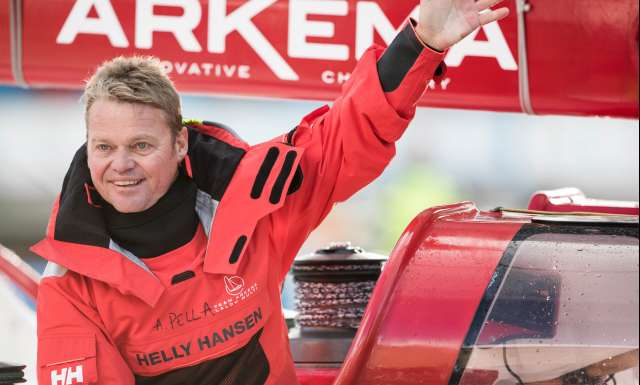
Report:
32,22,445,385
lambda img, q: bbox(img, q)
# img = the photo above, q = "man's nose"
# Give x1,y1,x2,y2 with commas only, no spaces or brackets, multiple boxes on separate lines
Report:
111,150,135,173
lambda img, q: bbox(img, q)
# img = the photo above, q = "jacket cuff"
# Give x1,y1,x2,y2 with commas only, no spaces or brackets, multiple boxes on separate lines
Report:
376,19,447,93
376,19,447,118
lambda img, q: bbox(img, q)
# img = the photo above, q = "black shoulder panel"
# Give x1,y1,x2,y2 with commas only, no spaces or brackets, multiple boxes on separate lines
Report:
186,126,246,201
53,145,110,247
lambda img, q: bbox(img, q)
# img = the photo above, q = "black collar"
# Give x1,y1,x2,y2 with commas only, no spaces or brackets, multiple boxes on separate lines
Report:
102,168,199,258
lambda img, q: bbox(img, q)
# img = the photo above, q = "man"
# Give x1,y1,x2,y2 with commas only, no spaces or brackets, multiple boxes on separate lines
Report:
33,0,508,384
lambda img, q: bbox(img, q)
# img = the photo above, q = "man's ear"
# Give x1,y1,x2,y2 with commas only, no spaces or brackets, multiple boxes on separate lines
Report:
175,126,188,160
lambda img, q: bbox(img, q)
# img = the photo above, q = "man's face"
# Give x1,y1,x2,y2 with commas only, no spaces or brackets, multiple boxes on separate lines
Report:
87,99,187,213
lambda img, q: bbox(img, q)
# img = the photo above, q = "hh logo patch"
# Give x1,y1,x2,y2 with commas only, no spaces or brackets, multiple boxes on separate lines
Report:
51,365,83,385
224,275,244,296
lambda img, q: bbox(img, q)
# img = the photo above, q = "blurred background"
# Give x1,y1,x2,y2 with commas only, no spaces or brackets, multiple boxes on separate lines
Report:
1,85,638,269
0,82,638,384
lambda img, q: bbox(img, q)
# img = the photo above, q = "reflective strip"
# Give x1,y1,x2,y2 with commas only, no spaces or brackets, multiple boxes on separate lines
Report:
195,189,218,238
42,262,69,279
108,240,151,273
103,190,216,273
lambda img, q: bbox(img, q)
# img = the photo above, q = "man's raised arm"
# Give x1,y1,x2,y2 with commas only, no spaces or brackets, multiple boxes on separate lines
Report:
267,0,509,280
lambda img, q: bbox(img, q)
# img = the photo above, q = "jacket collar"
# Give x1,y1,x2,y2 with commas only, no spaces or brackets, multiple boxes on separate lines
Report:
31,124,247,307
30,122,305,307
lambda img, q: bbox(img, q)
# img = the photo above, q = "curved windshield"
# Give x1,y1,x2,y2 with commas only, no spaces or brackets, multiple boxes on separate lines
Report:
455,225,639,385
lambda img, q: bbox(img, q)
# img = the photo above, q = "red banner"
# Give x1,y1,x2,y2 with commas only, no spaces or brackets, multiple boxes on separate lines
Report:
0,0,12,83
526,0,639,118
7,0,640,118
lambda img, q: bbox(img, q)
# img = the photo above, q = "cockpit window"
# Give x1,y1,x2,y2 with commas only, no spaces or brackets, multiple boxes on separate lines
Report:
452,224,639,385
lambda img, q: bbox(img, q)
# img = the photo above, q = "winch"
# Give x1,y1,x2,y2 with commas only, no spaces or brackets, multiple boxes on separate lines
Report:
288,242,387,365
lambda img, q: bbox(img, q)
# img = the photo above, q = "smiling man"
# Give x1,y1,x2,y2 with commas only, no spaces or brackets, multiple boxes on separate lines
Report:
87,100,187,213
33,0,508,384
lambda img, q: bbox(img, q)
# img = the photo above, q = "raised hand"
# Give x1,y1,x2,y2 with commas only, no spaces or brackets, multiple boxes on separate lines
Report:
415,0,510,51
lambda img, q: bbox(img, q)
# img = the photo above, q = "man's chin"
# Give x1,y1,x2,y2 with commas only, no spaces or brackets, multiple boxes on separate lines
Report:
110,200,149,213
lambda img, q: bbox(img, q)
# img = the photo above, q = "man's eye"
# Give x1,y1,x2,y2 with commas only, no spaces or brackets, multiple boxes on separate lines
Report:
135,142,150,151
96,144,111,152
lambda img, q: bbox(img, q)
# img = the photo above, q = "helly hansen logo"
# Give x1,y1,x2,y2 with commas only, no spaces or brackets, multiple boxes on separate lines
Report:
50,365,83,385
136,307,263,367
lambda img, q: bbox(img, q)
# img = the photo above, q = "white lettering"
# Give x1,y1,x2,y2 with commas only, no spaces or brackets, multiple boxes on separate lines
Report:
56,0,128,47
321,70,335,84
159,60,172,73
56,1,516,77
175,62,188,74
355,2,419,59
222,64,236,77
321,70,350,85
51,368,67,385
136,0,202,51
445,21,517,70
337,71,350,83
201,62,213,75
65,365,84,384
187,62,202,75
288,0,348,60
159,61,252,79
238,65,250,78
208,0,299,80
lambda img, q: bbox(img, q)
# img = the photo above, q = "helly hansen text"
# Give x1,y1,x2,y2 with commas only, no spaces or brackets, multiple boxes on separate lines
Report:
135,307,263,367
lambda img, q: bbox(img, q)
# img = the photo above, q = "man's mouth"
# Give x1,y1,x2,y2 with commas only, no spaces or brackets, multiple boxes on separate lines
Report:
111,179,145,187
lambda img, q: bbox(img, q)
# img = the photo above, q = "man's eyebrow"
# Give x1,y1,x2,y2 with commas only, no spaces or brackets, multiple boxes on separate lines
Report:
89,137,112,144
129,134,158,142
89,134,158,143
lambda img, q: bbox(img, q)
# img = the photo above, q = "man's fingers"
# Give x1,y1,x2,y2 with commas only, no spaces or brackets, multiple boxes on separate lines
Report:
478,7,510,25
475,0,506,13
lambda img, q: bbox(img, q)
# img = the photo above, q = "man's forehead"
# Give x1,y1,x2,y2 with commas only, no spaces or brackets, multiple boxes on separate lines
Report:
89,132,158,143
87,99,170,139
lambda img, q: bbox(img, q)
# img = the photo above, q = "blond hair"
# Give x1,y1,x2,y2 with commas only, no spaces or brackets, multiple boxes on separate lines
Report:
82,56,182,136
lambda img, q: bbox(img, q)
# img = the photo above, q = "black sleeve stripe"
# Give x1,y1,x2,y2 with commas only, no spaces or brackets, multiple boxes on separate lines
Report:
229,235,248,264
269,151,297,205
284,127,303,196
377,21,425,93
287,165,304,196
251,147,280,199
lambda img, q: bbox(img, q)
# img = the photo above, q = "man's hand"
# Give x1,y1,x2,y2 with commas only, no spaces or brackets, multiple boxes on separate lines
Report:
415,0,510,51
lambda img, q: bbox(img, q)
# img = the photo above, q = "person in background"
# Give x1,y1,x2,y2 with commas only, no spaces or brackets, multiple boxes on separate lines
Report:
33,0,508,384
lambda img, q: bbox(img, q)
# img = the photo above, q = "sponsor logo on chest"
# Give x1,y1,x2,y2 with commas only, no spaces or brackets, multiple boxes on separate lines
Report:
135,306,264,368
50,365,83,385
152,275,258,333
